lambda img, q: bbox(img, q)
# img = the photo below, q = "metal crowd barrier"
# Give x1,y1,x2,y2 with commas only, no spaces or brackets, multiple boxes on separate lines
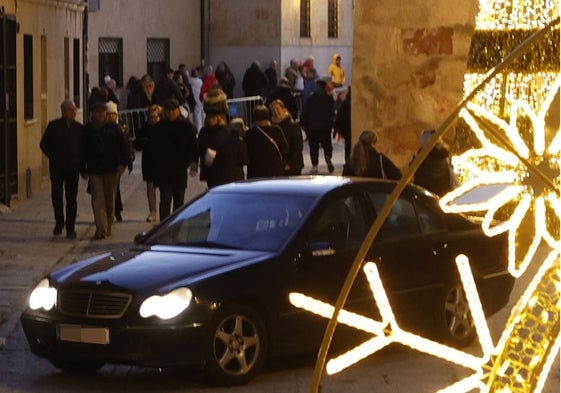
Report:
227,96,263,126
117,95,265,139
118,109,147,139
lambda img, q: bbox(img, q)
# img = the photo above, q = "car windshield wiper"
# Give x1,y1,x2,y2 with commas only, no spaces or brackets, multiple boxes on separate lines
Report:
179,241,242,250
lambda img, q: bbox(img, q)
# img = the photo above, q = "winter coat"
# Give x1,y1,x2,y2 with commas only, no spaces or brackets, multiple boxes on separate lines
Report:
275,116,304,175
245,124,289,179
342,146,402,180
242,63,268,97
84,120,130,175
150,118,198,189
300,88,335,134
40,118,85,174
412,143,453,196
198,124,248,188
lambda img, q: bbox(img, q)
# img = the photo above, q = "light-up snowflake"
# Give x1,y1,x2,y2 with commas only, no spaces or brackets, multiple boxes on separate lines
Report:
440,78,560,278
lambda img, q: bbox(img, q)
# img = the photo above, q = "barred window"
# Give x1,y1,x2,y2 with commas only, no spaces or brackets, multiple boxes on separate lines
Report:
328,0,339,38
98,37,123,86
147,38,170,80
300,0,311,38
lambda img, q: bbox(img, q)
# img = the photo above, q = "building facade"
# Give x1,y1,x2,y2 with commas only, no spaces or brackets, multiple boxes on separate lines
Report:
0,0,85,206
86,0,201,106
207,0,354,97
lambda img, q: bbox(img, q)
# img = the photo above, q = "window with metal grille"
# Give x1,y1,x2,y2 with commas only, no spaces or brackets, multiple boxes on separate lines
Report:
23,34,34,119
147,38,170,80
98,37,123,86
300,0,311,38
328,0,339,38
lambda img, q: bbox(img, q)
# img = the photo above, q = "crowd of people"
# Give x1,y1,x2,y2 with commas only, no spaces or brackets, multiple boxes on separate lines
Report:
39,55,456,241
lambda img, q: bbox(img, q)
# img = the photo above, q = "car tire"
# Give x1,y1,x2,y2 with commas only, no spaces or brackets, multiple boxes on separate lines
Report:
204,303,268,386
434,283,476,348
49,358,104,373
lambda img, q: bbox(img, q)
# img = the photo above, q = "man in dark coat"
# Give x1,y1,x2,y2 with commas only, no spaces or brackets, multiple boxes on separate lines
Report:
300,79,336,173
152,68,186,107
242,61,268,98
40,100,85,239
151,99,198,220
83,101,130,240
245,105,289,179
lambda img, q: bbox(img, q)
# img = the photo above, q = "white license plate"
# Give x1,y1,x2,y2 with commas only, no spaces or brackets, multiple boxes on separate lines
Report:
58,324,110,345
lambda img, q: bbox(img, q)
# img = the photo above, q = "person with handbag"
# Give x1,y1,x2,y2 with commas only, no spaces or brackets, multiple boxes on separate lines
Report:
245,105,289,179
342,130,402,180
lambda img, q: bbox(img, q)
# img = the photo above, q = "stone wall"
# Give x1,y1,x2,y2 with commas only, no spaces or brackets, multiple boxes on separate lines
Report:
352,0,478,168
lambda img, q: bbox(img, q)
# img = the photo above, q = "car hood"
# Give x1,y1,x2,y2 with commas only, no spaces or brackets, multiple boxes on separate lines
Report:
50,245,271,293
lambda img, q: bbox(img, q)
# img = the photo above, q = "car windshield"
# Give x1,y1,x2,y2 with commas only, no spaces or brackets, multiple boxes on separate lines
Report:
146,192,315,251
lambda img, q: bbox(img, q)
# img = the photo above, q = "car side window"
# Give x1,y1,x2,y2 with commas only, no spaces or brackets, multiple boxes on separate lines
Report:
309,195,368,251
367,192,420,240
414,196,445,233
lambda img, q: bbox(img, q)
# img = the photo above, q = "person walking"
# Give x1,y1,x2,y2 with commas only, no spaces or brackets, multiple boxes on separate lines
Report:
39,100,85,239
300,79,336,174
133,104,163,222
106,101,134,222
342,130,402,180
151,98,198,220
245,105,288,179
82,101,130,240
269,99,304,176
334,86,352,164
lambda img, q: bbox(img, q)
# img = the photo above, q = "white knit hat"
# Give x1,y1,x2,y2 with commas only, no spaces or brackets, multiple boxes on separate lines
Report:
106,101,118,114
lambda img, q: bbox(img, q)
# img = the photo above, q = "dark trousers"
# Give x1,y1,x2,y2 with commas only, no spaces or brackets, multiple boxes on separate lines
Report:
50,168,80,231
115,179,123,215
307,129,333,166
159,185,186,220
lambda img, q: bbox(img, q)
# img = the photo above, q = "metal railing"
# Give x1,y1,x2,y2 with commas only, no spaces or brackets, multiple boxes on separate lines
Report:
118,95,265,139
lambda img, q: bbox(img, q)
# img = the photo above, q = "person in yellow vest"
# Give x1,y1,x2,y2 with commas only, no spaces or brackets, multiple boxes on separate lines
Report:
327,53,346,87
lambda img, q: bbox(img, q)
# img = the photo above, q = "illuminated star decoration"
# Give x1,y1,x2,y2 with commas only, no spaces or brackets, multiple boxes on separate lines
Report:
440,77,560,278
290,254,516,393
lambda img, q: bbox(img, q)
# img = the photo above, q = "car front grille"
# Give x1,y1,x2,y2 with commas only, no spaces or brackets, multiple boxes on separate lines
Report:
58,290,132,319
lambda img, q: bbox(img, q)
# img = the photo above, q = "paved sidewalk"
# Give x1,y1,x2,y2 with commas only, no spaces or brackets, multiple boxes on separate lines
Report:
0,139,347,341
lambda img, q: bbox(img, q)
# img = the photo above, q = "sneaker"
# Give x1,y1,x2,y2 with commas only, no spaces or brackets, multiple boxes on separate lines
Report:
66,231,77,240
53,225,63,235
310,166,318,174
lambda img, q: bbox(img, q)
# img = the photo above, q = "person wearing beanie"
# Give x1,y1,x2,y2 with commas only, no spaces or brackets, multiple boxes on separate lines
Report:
245,105,289,179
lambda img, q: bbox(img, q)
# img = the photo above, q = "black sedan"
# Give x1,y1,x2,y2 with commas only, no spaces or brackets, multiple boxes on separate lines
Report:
21,177,514,385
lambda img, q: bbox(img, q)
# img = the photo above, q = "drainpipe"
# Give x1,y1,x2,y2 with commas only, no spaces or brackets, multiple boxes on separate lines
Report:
200,0,210,64
82,1,89,121
1,8,8,206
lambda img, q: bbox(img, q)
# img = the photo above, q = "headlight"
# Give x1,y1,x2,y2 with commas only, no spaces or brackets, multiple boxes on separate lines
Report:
139,287,192,320
29,278,57,311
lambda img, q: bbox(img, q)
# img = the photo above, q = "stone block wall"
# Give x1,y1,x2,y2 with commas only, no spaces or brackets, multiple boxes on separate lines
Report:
352,0,478,168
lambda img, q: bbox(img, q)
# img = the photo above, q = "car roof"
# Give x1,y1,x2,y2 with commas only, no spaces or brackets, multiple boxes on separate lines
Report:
208,176,398,197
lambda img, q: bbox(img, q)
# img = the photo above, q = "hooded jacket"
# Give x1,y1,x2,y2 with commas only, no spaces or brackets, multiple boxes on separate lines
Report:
327,53,346,86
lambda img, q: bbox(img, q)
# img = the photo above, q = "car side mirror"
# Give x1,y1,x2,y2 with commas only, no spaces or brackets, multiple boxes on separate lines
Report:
134,232,148,245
